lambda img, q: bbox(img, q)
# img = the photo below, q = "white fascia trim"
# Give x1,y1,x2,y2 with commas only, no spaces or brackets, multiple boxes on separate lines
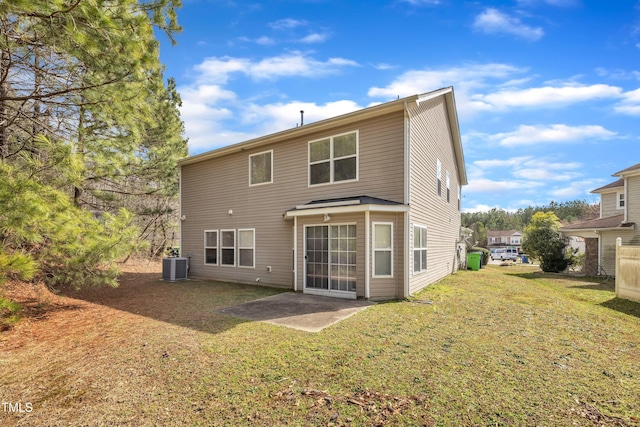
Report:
416,87,452,105
284,203,409,219
295,199,361,210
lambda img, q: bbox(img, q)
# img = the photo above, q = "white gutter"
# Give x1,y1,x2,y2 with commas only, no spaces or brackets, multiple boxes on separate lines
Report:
284,203,409,219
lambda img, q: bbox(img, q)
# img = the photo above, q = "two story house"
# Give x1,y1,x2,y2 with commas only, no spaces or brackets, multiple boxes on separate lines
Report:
561,162,639,276
486,230,522,252
179,87,467,300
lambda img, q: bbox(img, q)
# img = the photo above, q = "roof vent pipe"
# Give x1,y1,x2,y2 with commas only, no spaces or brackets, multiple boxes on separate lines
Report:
300,110,304,126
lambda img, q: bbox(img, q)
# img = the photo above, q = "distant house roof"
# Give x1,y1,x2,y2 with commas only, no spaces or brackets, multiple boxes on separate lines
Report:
591,178,624,193
560,214,635,232
487,229,522,238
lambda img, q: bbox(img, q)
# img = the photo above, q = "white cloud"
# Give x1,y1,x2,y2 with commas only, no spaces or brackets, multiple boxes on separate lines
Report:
399,0,441,5
269,19,308,30
487,124,617,146
473,84,623,108
473,8,544,41
255,36,276,46
517,0,579,6
614,88,640,115
298,33,330,44
195,53,359,83
368,63,527,118
548,179,602,198
242,99,364,135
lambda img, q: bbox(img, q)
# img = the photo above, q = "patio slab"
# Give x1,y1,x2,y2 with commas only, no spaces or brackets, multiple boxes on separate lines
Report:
216,292,375,332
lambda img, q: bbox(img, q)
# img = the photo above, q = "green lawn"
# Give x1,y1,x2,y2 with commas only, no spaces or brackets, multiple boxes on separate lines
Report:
1,264,639,426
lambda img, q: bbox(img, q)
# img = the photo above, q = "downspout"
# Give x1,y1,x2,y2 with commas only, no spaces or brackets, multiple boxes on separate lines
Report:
293,216,298,291
403,102,412,298
365,210,370,299
624,178,628,223
179,166,183,257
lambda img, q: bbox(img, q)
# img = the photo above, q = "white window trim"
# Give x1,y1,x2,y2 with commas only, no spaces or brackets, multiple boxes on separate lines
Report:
372,222,393,278
249,149,273,187
220,229,236,267
308,130,359,187
204,230,218,266
436,159,442,197
238,228,256,268
617,191,625,209
446,171,451,203
303,223,358,295
413,224,428,274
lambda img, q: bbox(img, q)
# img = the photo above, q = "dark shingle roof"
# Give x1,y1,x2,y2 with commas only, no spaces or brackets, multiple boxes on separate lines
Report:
560,214,634,231
614,162,640,176
591,178,624,193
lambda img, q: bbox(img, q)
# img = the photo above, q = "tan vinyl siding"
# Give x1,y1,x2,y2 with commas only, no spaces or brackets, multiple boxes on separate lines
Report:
407,96,462,295
600,229,637,276
368,212,405,300
601,192,622,218
180,112,406,289
627,176,640,225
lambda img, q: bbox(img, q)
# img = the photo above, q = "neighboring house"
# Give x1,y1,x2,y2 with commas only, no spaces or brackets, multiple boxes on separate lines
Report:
561,162,639,276
487,230,522,252
179,87,468,300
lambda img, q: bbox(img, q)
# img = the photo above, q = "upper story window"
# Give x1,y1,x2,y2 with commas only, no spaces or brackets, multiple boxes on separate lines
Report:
309,131,358,186
618,192,625,209
249,150,273,186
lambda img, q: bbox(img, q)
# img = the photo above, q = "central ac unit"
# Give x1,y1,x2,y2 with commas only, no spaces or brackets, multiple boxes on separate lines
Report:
162,257,188,281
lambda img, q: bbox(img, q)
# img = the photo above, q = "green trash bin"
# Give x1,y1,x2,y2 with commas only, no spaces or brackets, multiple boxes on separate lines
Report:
467,252,482,271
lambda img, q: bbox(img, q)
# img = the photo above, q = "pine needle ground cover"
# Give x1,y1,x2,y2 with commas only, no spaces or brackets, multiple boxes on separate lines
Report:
1,262,638,426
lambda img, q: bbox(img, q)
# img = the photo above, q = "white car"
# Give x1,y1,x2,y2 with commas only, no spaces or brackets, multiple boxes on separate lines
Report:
491,248,518,261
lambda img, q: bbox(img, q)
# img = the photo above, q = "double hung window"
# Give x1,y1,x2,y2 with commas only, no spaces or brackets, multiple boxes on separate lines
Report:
238,229,255,268
413,225,428,273
204,231,218,265
373,223,393,277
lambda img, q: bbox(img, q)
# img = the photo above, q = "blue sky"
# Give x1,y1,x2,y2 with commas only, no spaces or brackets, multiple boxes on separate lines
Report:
157,0,640,212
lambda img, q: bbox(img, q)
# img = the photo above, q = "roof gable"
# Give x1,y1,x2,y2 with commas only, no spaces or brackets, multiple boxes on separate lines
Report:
179,87,467,187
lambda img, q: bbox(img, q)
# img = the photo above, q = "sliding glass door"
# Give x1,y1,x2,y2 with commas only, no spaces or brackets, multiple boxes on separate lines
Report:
305,225,356,293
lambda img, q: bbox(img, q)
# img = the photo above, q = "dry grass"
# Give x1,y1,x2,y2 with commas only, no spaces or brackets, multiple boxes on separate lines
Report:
1,262,639,426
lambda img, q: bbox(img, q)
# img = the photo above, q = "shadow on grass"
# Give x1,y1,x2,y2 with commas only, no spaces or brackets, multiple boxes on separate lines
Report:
60,271,287,335
506,271,611,286
600,297,640,319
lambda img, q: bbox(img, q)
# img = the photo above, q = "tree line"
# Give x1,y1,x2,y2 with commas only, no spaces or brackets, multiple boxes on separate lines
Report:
0,0,187,290
462,200,599,247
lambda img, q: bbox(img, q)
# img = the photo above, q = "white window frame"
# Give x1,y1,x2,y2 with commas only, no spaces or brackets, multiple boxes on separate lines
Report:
308,130,359,187
238,228,256,268
436,159,442,197
413,225,428,274
220,229,236,267
372,222,393,278
446,171,451,203
617,191,625,209
249,150,273,186
204,230,218,266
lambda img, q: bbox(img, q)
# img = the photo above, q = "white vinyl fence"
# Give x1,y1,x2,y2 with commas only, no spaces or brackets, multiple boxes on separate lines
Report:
615,238,640,303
